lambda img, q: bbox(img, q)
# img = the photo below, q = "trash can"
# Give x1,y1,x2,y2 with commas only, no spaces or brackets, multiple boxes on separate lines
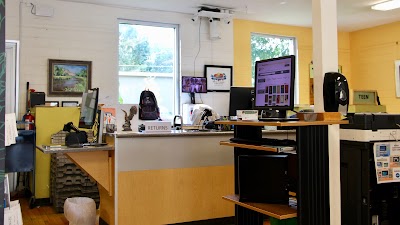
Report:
64,197,96,225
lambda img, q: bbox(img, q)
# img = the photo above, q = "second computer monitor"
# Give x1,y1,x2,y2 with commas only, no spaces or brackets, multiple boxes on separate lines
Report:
228,86,254,116
253,55,296,118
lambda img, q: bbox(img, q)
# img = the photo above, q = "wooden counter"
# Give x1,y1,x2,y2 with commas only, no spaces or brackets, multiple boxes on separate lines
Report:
37,129,297,225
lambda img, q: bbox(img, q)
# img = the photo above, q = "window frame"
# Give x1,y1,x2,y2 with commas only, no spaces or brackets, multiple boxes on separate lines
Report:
250,32,299,104
118,19,181,119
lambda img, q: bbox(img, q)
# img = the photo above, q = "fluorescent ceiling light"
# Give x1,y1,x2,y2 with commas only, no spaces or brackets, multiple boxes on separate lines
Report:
371,0,400,11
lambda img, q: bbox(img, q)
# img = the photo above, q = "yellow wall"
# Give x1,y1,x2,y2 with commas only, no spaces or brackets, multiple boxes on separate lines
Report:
233,19,351,105
350,21,400,113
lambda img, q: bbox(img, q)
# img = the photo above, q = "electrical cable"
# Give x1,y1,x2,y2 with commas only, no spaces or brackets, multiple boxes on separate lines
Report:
30,3,35,15
199,93,204,104
193,19,202,76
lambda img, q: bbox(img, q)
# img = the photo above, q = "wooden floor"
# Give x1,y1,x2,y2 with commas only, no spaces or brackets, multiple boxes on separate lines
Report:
17,196,270,225
18,197,69,225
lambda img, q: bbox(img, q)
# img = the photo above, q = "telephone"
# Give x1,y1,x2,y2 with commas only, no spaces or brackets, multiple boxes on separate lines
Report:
190,104,220,126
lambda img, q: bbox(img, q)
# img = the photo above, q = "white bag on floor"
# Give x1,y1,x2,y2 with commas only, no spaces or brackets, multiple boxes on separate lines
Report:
64,197,96,225
4,200,23,225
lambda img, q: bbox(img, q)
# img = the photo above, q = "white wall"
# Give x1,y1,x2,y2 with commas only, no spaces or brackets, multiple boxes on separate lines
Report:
6,0,19,40
6,0,233,119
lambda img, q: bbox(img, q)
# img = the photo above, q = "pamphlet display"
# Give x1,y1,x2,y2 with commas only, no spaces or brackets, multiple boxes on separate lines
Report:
373,142,400,184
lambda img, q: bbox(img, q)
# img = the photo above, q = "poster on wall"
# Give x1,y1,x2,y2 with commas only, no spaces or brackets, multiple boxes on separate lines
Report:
373,142,400,184
204,65,232,92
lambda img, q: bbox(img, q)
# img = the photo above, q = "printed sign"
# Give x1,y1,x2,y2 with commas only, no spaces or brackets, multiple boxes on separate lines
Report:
373,142,400,184
144,121,171,133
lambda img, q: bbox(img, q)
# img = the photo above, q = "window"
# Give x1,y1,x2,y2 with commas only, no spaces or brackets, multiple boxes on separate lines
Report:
251,33,297,103
118,21,179,121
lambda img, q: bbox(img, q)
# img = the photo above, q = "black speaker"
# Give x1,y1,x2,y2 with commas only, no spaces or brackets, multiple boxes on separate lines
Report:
30,92,45,107
323,72,349,116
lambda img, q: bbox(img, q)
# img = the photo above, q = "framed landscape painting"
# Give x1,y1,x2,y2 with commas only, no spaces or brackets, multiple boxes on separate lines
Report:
48,59,92,96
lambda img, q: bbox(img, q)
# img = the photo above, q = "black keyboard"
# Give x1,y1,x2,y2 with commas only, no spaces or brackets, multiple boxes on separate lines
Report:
259,117,299,122
68,143,108,148
230,138,296,146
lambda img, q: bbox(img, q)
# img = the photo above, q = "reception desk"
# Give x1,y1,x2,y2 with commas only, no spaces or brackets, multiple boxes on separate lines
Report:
38,130,295,225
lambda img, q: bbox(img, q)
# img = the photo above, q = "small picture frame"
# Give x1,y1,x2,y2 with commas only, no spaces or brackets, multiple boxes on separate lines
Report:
61,101,79,107
204,65,232,92
395,60,400,97
45,101,59,107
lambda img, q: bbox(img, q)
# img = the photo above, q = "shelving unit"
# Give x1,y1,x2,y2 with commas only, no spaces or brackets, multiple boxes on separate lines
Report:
219,141,279,152
223,195,297,220
215,119,348,225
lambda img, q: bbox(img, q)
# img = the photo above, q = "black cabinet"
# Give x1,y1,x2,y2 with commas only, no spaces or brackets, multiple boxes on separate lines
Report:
341,140,400,225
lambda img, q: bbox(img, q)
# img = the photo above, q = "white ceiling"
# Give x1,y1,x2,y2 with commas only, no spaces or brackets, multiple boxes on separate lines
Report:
60,0,400,32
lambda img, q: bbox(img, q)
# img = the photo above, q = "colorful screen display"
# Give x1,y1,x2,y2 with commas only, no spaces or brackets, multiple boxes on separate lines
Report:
254,55,295,110
182,76,207,93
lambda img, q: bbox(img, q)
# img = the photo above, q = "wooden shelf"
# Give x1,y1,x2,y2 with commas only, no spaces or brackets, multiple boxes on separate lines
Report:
220,141,280,152
222,195,297,220
215,120,348,127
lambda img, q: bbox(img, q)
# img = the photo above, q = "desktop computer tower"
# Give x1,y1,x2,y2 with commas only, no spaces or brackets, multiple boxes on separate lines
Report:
238,154,289,204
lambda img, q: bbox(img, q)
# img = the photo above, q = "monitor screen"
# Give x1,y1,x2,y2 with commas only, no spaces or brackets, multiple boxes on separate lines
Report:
253,55,295,111
229,87,254,116
78,88,99,129
182,76,207,93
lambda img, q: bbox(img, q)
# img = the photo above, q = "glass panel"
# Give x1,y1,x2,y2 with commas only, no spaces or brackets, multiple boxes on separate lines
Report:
251,34,295,82
118,22,177,121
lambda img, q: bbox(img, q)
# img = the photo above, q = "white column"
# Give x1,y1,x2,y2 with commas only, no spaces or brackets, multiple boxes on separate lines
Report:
312,0,338,112
312,0,341,225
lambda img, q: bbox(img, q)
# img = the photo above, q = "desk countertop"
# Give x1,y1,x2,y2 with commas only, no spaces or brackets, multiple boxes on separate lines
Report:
110,129,294,138
36,145,114,154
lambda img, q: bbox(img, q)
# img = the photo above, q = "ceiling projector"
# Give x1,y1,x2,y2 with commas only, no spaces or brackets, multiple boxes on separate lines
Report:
192,6,233,24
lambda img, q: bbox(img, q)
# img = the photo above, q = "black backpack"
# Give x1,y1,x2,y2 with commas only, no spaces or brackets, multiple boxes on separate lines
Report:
139,90,160,120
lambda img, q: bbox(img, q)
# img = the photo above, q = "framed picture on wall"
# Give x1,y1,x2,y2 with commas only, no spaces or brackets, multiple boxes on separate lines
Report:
204,65,232,92
45,101,59,107
61,101,79,107
48,59,92,97
395,60,400,97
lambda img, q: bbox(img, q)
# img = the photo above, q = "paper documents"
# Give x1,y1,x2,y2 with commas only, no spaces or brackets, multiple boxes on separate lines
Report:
5,113,18,146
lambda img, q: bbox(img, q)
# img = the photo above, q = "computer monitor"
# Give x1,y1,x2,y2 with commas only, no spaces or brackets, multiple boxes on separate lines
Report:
78,88,99,129
228,87,254,116
182,76,207,93
182,76,207,104
253,55,296,119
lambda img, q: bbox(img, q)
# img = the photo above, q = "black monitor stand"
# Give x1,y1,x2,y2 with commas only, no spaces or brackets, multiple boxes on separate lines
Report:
190,92,195,104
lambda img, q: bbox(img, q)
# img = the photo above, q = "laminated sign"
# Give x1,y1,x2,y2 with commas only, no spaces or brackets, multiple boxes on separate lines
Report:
373,142,400,184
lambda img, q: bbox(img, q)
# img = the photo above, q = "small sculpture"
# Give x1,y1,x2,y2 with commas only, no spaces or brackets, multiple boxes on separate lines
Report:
121,105,138,131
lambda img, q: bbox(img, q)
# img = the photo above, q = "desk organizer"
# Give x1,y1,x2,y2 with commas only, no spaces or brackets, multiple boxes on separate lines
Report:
297,112,341,121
